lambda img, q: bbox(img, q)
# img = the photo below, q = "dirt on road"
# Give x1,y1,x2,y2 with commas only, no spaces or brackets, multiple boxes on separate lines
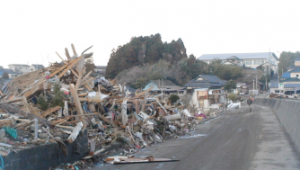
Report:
93,104,300,170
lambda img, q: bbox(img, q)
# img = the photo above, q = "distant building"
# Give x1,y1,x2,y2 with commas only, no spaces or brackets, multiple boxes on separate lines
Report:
143,80,185,95
30,64,45,71
94,66,106,76
270,58,300,96
8,64,31,74
198,52,279,73
0,66,18,79
8,64,44,75
184,74,226,93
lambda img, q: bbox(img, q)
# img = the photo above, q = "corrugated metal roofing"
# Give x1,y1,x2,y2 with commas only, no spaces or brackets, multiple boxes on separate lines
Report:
284,84,300,88
281,72,291,78
198,52,278,61
280,78,300,82
184,74,226,88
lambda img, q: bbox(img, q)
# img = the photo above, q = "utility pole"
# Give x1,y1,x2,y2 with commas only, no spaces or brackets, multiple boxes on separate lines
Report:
252,79,254,96
256,74,257,94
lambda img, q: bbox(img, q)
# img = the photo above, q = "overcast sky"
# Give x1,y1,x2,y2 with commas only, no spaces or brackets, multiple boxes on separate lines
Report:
0,0,300,68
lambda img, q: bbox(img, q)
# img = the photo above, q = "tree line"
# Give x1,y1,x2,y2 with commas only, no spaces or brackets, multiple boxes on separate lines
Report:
106,33,242,89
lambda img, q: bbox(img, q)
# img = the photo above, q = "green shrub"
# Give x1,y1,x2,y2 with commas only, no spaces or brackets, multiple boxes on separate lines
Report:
228,93,238,101
169,94,180,104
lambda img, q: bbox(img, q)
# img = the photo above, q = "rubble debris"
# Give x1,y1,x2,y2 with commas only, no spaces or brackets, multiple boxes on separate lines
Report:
0,44,223,170
105,155,180,164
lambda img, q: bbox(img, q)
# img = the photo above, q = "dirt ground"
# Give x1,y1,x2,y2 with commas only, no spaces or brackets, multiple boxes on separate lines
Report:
92,104,300,170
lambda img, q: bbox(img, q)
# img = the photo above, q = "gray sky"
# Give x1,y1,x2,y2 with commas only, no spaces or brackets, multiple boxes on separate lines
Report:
1,0,300,68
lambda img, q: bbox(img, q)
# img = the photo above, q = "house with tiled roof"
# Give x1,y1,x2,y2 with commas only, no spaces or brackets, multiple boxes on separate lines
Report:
184,74,226,92
143,80,185,95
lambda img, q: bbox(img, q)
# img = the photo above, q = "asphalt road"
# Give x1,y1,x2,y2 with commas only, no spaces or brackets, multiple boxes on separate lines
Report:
95,104,300,170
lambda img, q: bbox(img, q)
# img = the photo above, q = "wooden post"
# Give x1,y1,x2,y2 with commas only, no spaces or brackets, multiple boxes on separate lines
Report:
69,84,85,127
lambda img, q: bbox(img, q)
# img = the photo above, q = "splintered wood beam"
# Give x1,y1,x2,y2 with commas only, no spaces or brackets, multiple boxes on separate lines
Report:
0,118,15,128
49,62,71,78
0,103,54,128
84,83,93,92
0,97,25,104
23,79,45,98
0,90,3,96
42,106,61,118
65,48,71,60
58,56,83,78
71,44,77,55
78,92,88,97
75,67,83,90
56,52,79,78
56,52,65,61
81,70,93,83
69,84,85,127
115,98,131,103
133,87,154,98
80,77,95,87
79,98,103,103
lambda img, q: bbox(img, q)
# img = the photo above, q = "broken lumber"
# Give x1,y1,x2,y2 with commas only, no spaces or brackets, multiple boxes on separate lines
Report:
58,56,83,78
67,121,83,143
0,103,54,128
42,106,61,117
69,84,85,127
0,118,15,128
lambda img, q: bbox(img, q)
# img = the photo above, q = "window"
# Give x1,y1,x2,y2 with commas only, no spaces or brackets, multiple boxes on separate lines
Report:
275,90,280,93
244,60,252,65
254,60,264,65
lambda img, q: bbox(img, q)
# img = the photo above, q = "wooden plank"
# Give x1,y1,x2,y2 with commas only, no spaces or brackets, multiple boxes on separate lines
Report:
42,106,61,117
65,48,71,60
84,83,94,92
56,52,65,61
23,83,44,98
69,84,85,127
80,71,93,84
58,56,83,78
0,97,25,104
49,63,70,78
80,77,95,87
56,52,79,78
0,90,3,96
71,44,77,55
78,92,88,97
79,98,103,102
75,66,85,90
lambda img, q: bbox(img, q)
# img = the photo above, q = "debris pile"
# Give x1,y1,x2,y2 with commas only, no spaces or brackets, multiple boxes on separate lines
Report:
0,44,200,169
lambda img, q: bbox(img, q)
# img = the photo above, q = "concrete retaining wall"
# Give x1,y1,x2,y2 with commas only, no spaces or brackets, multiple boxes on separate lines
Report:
254,98,300,155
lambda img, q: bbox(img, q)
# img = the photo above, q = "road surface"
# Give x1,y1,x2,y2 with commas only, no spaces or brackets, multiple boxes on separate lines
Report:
94,104,300,170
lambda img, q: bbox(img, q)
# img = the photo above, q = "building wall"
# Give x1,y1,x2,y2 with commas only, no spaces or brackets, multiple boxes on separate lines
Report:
202,55,278,73
9,65,31,74
290,72,300,78
295,61,300,66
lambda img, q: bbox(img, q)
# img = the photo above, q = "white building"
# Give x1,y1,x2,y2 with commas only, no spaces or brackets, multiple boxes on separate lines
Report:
8,64,31,74
8,64,44,75
197,52,279,73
